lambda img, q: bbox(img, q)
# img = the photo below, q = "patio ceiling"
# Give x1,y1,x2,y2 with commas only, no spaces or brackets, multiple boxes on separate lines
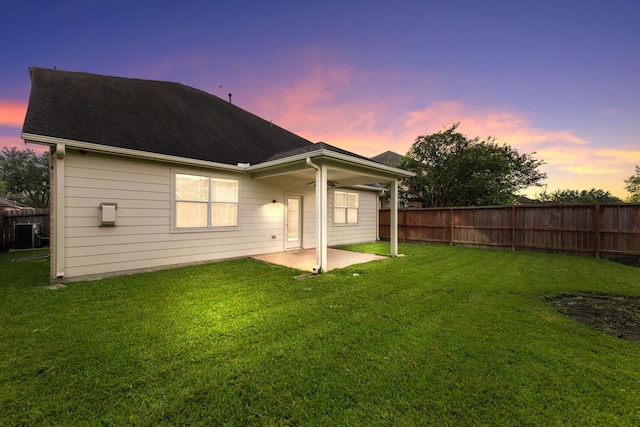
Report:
248,151,410,186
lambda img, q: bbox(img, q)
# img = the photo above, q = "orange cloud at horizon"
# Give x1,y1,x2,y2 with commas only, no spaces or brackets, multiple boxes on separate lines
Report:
2,63,636,199
0,99,27,127
0,133,48,154
0,136,30,151
245,65,638,199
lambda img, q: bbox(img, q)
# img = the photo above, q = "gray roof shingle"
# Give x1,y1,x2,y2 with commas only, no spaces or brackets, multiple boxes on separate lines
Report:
370,150,402,166
0,196,34,210
22,68,319,165
262,141,373,163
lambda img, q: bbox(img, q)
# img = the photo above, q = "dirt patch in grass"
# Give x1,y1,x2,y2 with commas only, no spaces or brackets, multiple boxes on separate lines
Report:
551,295,640,343
607,256,640,268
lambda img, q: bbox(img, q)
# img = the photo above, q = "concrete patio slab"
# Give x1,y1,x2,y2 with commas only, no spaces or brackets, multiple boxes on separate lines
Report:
253,248,386,272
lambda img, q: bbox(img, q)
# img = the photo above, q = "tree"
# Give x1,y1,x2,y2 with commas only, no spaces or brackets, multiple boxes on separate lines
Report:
0,147,50,208
624,165,640,202
538,188,623,204
397,123,546,207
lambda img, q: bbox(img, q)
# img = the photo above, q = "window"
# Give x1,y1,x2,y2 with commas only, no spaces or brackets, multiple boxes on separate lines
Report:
334,190,358,224
175,173,238,229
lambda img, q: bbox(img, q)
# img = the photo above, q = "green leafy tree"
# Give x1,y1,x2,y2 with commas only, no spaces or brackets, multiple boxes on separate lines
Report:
538,188,623,204
398,123,546,207
0,147,50,208
624,166,640,202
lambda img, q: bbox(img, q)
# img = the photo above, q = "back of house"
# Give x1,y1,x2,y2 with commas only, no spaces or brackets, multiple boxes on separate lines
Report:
22,68,412,282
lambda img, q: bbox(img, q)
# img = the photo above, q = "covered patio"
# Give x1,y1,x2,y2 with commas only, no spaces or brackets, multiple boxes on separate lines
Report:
248,144,414,273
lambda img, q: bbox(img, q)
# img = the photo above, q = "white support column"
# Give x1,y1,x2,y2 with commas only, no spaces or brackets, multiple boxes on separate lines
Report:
319,163,328,272
390,179,399,257
308,157,328,273
54,143,66,279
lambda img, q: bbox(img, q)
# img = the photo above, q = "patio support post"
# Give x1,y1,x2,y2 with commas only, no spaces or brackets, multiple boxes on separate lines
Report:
318,163,328,272
307,157,328,272
390,179,399,257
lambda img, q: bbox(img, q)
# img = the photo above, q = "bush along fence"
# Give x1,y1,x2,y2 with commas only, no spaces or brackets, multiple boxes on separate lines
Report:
379,204,640,261
0,209,50,251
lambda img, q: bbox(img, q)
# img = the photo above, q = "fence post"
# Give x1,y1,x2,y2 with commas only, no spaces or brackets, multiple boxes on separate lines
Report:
594,204,600,258
0,210,4,251
511,206,516,251
402,209,407,243
449,208,454,245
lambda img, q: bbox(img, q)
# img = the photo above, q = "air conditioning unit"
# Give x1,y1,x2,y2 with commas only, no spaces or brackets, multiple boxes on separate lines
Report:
14,223,41,249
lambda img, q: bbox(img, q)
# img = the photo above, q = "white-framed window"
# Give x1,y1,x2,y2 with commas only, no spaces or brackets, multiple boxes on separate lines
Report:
174,173,238,229
334,190,359,224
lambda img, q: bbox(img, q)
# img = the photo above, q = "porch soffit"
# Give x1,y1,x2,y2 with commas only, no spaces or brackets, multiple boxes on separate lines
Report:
249,156,406,186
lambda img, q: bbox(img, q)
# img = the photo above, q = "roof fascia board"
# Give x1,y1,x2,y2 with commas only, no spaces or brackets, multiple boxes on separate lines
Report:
21,134,416,179
21,133,245,172
248,149,415,179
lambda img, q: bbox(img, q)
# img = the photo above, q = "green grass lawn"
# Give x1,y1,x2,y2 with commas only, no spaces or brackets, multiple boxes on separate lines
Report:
1,244,640,426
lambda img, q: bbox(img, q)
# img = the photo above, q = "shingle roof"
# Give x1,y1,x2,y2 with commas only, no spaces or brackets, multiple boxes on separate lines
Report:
22,68,317,165
0,196,33,210
262,141,372,163
370,150,402,166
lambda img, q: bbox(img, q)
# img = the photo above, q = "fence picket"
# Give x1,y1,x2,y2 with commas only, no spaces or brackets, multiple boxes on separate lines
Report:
380,204,640,259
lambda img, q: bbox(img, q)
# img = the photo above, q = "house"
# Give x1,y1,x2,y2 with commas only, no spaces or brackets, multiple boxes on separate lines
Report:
369,151,408,210
0,196,35,212
21,68,414,282
515,195,538,205
370,151,402,167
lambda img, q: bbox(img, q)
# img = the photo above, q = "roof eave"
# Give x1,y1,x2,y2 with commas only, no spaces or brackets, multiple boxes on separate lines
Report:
21,133,416,180
21,133,246,172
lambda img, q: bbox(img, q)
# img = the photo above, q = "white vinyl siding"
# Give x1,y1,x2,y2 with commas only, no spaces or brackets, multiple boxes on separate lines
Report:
59,150,380,280
62,151,285,279
327,190,377,246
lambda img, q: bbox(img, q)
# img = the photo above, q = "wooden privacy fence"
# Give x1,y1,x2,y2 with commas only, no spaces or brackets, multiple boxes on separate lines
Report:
379,204,640,259
0,209,50,251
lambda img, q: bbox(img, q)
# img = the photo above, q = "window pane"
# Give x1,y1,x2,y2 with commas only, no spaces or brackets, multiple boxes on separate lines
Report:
176,174,208,201
211,203,238,227
334,207,346,224
176,202,208,228
335,191,346,207
348,193,359,207
347,208,358,224
211,179,238,202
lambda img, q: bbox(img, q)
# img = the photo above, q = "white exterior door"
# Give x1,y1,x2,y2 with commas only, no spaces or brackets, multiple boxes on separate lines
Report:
285,195,302,250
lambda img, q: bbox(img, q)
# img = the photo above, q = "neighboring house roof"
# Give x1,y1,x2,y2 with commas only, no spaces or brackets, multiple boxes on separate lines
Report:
516,195,538,205
22,68,314,166
370,151,402,166
0,196,34,210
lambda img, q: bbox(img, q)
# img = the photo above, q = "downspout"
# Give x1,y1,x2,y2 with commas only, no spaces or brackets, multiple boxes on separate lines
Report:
54,143,66,279
306,157,323,272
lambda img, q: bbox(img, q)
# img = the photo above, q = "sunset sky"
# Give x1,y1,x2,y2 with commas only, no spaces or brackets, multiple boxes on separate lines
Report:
2,1,639,199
